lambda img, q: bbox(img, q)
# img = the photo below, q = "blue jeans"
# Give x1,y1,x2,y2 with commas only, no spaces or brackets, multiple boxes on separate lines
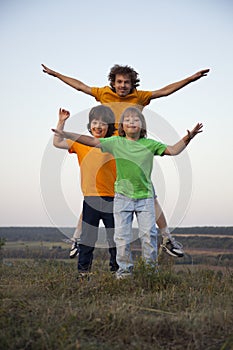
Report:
113,193,157,273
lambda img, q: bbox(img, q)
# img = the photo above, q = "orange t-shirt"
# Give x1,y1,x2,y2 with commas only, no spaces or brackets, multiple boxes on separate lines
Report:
67,139,116,197
91,86,152,123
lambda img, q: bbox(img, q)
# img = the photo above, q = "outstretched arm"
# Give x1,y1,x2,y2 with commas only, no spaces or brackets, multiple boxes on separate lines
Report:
42,64,93,95
151,69,210,99
164,123,203,155
52,128,101,148
53,109,71,149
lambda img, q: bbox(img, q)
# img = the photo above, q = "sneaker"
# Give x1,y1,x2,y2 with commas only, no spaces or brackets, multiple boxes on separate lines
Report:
69,241,80,259
115,269,132,280
110,264,119,272
161,237,184,257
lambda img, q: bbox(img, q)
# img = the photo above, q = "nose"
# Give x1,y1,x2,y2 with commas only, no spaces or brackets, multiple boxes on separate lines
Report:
95,122,102,128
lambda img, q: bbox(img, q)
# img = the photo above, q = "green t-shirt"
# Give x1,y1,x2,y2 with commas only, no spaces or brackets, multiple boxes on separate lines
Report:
99,136,167,199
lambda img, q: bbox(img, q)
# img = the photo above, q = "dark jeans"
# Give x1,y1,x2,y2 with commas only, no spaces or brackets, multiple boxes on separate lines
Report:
78,196,118,272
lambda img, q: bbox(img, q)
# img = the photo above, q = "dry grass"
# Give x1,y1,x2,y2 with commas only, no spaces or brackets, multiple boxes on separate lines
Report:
0,258,233,350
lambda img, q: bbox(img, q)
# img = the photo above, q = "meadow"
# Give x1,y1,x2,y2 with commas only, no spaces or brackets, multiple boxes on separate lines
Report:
1,255,233,350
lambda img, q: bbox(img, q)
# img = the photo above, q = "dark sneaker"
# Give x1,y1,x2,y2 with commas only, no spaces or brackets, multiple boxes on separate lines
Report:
161,238,184,257
69,241,80,259
110,264,119,272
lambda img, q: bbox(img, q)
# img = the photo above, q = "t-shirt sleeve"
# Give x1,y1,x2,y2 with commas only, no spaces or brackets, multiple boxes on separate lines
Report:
66,139,75,153
91,87,104,102
154,142,167,156
137,90,153,106
99,137,115,154
151,140,167,156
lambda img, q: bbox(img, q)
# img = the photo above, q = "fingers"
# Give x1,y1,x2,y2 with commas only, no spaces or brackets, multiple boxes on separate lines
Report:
196,122,203,130
59,108,70,116
51,128,61,136
187,123,203,139
193,123,203,135
200,68,210,76
41,63,48,72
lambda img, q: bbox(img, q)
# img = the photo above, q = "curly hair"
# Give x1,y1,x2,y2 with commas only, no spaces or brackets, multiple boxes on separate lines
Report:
87,105,116,137
118,107,147,138
108,64,140,91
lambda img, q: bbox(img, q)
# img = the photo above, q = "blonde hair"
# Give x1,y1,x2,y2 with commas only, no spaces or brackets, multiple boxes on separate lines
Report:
118,107,147,138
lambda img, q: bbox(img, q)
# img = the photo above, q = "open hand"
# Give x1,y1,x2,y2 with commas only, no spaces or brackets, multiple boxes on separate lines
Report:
187,123,203,139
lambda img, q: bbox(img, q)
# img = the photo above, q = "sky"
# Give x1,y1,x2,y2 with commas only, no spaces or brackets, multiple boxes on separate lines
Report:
1,0,233,228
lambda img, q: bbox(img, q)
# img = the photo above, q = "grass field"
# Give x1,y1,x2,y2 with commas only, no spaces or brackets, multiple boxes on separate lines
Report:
0,256,233,350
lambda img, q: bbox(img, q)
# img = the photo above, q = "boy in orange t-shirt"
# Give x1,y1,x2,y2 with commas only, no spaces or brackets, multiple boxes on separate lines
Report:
53,105,118,276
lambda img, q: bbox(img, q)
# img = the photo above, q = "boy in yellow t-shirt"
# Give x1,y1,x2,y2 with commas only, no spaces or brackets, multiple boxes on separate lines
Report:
43,63,209,257
53,105,118,276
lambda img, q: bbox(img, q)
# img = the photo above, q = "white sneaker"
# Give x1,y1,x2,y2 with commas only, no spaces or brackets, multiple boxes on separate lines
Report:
69,240,80,259
115,269,132,279
161,237,184,257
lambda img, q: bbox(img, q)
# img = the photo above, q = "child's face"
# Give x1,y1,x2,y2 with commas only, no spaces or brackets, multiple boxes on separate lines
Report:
90,118,108,138
123,113,142,137
112,74,132,97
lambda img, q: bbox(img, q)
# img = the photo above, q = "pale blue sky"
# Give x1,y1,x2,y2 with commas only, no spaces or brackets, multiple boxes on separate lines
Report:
1,0,233,227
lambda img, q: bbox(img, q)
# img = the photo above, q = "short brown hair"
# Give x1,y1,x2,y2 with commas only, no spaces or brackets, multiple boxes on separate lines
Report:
118,107,147,138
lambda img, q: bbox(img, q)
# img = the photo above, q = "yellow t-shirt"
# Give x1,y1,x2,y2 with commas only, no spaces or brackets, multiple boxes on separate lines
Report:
91,86,152,123
67,140,116,197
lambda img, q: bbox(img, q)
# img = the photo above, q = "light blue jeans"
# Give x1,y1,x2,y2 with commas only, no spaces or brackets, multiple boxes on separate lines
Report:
113,193,157,273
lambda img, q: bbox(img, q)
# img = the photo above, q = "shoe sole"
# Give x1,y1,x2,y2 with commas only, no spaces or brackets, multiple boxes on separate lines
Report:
116,273,132,280
69,249,79,259
70,252,79,259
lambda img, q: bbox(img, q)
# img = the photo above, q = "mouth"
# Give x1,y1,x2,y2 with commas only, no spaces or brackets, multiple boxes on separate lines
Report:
127,126,137,130
93,130,103,135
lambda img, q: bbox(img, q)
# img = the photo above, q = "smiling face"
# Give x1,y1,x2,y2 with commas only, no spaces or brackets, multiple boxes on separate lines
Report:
90,118,108,138
118,107,147,139
112,74,133,97
122,112,142,139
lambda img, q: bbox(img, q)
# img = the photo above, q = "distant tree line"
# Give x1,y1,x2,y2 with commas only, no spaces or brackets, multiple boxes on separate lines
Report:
171,226,233,235
1,226,233,243
0,227,72,242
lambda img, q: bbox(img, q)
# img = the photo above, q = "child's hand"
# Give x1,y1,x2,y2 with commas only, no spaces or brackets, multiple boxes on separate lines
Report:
59,108,70,122
187,123,203,140
52,128,64,137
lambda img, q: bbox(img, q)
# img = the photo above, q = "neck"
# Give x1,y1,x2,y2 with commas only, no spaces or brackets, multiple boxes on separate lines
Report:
125,133,140,141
